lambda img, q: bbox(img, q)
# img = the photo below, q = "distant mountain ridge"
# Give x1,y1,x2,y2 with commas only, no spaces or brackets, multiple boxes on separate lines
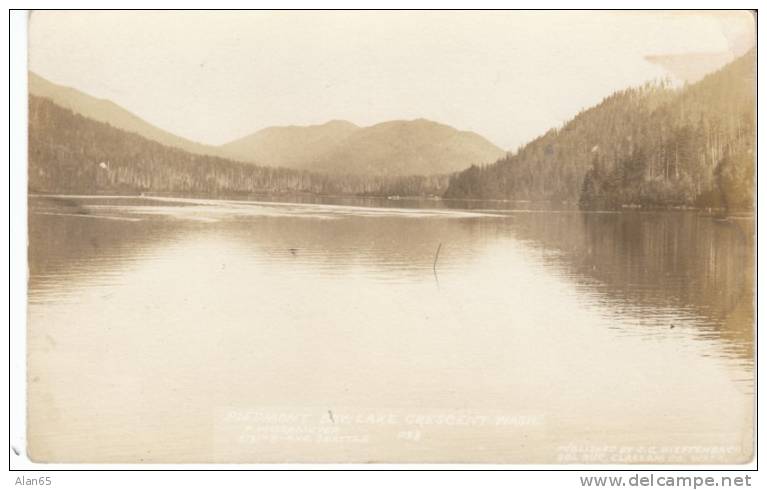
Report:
221,118,506,176
29,72,505,176
315,119,506,176
28,72,224,159
219,119,361,170
644,52,738,84
28,95,451,197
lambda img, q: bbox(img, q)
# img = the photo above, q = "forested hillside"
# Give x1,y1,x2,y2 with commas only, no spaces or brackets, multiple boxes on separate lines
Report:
28,96,449,197
32,72,503,177
29,72,224,159
444,50,755,210
29,49,755,207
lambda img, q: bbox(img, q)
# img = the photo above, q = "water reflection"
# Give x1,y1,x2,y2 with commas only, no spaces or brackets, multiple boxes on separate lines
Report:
30,196,754,363
27,195,754,463
506,211,754,363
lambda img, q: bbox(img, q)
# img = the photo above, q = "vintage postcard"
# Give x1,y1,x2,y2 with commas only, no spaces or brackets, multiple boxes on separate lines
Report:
24,10,755,464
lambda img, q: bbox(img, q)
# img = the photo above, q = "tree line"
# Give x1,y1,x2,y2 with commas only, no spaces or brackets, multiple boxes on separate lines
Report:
28,96,450,198
29,50,755,210
444,50,755,211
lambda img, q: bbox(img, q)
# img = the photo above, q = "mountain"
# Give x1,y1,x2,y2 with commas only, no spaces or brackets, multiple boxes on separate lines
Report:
219,120,360,169
30,72,504,176
28,72,224,159
221,118,506,176
445,49,755,211
28,96,450,197
644,52,737,84
315,119,505,176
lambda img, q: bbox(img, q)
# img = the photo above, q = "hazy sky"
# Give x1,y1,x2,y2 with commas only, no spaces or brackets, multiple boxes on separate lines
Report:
28,10,754,150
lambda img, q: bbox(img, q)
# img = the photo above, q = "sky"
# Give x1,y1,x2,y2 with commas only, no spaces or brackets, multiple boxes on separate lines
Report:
28,10,755,150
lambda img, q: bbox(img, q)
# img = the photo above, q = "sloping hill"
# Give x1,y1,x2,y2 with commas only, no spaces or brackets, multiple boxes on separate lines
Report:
310,119,506,176
28,96,450,197
30,73,504,176
444,49,755,210
219,120,360,169
644,52,736,83
29,72,224,159
221,118,505,176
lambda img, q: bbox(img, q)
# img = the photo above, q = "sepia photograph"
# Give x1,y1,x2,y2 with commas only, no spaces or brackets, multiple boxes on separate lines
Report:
14,8,757,470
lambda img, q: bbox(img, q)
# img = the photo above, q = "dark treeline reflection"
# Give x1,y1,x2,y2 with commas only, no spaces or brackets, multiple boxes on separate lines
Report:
29,196,753,363
505,211,754,361
28,197,489,283
28,200,187,292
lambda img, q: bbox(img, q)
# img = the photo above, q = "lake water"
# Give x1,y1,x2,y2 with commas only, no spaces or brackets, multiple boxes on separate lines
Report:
27,195,754,463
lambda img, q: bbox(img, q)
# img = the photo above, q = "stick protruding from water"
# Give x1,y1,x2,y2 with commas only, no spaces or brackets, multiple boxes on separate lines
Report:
433,242,442,286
